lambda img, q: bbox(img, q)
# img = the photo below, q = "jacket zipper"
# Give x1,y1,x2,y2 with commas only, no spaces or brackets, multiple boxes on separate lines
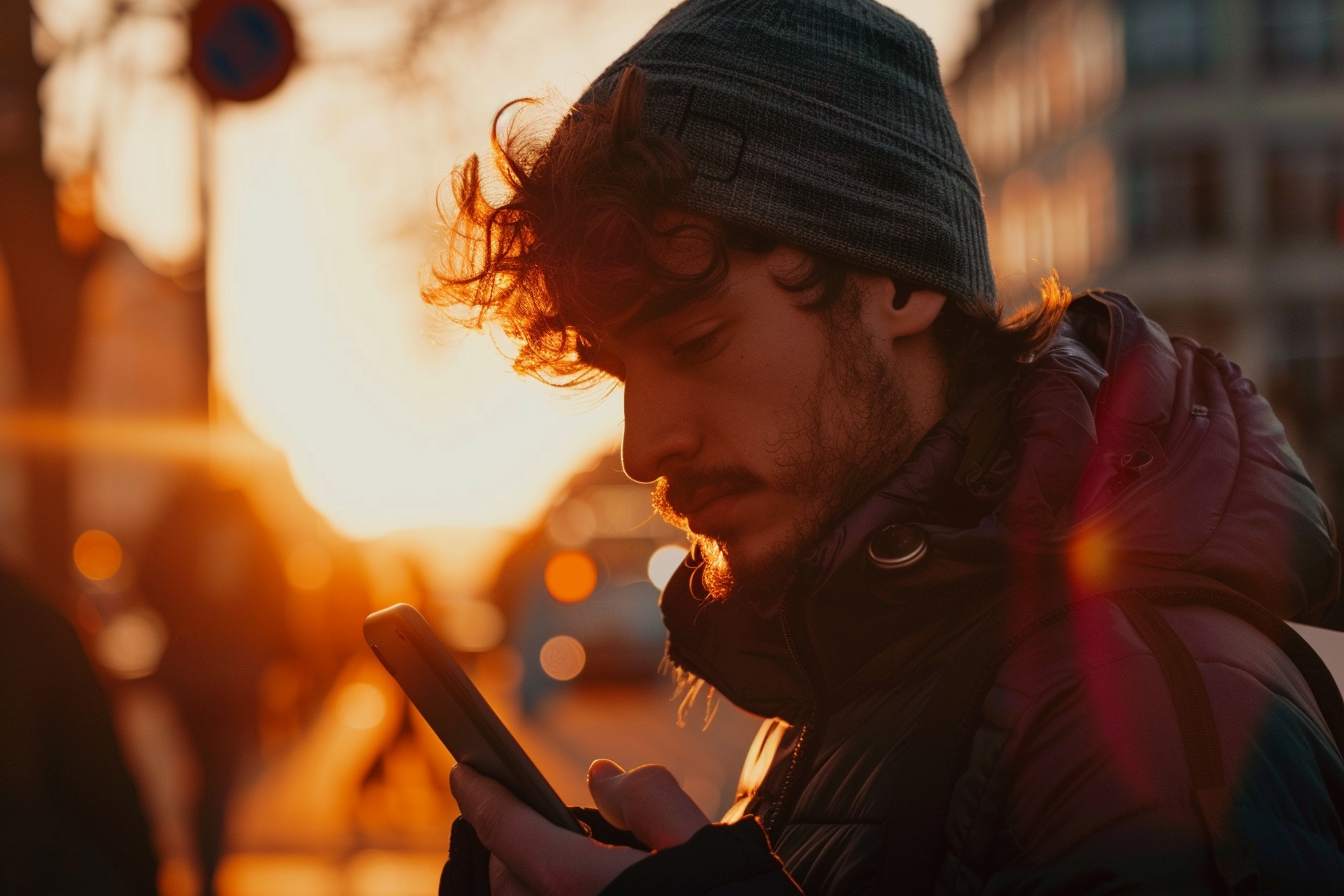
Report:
765,583,826,839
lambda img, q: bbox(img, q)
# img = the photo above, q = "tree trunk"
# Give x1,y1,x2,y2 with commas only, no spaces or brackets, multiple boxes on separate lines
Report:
1,0,90,602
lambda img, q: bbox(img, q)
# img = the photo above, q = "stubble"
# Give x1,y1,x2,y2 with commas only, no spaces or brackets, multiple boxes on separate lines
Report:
654,287,924,607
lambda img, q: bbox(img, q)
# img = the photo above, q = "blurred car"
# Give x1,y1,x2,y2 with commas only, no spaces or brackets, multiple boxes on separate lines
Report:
489,453,688,714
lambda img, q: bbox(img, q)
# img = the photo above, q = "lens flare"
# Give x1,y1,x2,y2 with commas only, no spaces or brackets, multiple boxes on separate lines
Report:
1069,529,1112,593
0,411,268,463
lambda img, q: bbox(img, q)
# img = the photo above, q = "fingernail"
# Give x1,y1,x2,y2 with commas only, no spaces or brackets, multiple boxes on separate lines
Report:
587,758,625,783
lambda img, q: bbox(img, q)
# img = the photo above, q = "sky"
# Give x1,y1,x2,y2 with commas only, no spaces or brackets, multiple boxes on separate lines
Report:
887,0,986,77
39,0,989,540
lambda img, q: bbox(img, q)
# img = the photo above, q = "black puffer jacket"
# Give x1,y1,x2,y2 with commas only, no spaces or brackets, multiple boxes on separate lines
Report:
601,292,1344,895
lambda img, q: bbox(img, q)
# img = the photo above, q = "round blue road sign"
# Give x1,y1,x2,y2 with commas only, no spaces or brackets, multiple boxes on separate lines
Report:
190,0,297,103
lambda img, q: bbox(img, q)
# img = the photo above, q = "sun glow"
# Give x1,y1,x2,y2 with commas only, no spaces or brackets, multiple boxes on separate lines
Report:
203,20,650,538
31,0,974,543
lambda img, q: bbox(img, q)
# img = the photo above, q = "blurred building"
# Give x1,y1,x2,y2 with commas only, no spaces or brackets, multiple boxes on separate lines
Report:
948,0,1344,511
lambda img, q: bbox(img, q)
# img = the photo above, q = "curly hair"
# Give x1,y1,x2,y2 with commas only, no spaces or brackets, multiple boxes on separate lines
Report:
423,65,1071,399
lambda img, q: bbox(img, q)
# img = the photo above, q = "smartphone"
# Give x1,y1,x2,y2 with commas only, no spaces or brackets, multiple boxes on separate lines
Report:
363,603,586,834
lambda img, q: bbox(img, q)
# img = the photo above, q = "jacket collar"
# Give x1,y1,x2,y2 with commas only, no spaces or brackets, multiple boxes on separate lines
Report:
660,292,1340,720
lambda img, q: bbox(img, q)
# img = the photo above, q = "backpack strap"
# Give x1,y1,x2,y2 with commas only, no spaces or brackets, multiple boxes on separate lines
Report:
876,585,1344,895
1129,587,1344,750
1118,587,1344,894
1112,591,1257,893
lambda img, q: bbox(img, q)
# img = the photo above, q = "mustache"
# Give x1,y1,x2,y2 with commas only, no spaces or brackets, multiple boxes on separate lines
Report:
652,466,763,520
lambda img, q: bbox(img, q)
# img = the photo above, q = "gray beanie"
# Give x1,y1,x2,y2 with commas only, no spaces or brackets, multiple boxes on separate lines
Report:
580,0,996,308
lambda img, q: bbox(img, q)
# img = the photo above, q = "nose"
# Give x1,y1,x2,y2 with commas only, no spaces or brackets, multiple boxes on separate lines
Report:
620,376,699,483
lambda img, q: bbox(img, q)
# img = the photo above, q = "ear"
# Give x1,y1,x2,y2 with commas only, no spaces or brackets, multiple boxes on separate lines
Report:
855,273,947,340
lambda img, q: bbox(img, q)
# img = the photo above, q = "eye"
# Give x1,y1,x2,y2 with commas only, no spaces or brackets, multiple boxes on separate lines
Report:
671,324,724,361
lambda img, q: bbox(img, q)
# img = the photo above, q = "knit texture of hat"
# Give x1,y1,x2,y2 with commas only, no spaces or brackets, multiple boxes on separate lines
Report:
580,0,995,308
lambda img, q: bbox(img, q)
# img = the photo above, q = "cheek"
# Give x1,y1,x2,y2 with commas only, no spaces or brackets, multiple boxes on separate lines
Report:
705,360,829,472
720,325,825,405
706,363,810,439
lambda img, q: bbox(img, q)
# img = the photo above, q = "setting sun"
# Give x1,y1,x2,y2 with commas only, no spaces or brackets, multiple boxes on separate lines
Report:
200,4,678,539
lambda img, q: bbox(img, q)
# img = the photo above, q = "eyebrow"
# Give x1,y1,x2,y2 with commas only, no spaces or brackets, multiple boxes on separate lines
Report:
623,283,722,329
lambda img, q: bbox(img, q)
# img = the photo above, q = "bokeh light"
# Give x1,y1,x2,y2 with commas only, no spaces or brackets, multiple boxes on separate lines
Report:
95,608,167,679
544,551,598,603
346,850,445,896
215,854,340,896
646,544,688,590
337,682,386,730
157,856,202,896
441,600,506,653
546,499,598,548
539,635,586,682
285,542,332,591
73,528,122,580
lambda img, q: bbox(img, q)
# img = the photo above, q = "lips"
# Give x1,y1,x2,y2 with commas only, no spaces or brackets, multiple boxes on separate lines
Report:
660,467,763,535
673,484,755,535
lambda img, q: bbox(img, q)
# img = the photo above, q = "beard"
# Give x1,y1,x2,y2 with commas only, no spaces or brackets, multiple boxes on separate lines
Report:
652,299,926,607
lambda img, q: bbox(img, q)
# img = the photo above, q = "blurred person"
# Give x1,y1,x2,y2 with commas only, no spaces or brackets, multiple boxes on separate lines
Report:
0,565,158,894
138,475,289,896
425,1,1344,893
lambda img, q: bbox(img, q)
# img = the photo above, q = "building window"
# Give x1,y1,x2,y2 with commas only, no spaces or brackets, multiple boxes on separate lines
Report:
1127,143,1225,249
1267,300,1344,439
1073,1,1121,116
1266,143,1344,244
1258,0,1342,76
1124,0,1212,84
1265,299,1344,528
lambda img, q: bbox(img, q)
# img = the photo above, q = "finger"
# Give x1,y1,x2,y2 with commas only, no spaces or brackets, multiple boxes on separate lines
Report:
490,854,538,896
586,758,627,829
587,762,710,850
450,765,586,871
451,764,643,894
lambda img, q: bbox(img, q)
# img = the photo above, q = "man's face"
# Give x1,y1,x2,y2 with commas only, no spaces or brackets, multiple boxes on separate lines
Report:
599,243,945,602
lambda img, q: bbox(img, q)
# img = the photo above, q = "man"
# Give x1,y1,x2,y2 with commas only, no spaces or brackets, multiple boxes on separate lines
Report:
425,0,1344,892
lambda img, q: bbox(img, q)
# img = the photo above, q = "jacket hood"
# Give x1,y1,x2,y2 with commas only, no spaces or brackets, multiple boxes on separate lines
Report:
660,291,1340,720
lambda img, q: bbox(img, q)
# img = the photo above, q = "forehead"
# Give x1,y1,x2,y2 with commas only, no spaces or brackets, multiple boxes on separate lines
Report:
585,295,713,377
580,263,740,378
587,212,729,330
603,245,814,350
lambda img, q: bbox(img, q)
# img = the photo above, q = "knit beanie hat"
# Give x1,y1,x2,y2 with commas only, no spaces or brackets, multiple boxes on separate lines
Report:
580,0,995,308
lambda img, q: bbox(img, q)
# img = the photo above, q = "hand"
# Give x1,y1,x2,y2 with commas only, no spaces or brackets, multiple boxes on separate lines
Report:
449,759,711,896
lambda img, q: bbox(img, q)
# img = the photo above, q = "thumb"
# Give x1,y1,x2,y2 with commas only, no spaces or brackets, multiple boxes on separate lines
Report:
587,759,630,830
587,760,710,850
